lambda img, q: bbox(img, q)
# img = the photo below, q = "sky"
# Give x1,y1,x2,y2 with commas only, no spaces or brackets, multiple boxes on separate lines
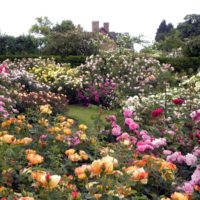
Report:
0,0,199,42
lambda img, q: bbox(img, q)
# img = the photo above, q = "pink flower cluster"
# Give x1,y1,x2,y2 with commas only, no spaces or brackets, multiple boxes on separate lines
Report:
166,152,197,166
179,165,200,194
190,109,200,124
123,108,133,118
0,63,9,74
125,118,139,131
137,130,166,152
116,132,137,145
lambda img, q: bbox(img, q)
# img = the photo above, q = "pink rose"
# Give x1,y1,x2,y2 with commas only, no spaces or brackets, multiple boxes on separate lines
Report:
129,122,139,131
123,108,133,118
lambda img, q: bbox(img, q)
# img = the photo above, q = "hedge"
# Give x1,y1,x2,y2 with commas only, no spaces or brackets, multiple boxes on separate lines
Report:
157,57,200,73
0,55,87,67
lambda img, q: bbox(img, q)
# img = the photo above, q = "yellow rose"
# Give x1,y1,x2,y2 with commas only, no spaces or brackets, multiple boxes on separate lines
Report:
67,119,74,125
17,115,25,120
0,134,16,144
57,115,66,122
80,133,87,140
38,118,49,127
39,104,52,114
48,175,61,188
79,124,88,131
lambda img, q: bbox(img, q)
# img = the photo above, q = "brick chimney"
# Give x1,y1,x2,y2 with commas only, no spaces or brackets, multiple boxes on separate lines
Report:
103,22,109,33
92,21,99,32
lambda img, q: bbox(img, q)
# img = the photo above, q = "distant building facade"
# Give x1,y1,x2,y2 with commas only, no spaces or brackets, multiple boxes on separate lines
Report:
91,21,120,40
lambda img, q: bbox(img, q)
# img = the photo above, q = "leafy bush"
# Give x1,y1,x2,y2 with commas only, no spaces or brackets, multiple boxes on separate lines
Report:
157,56,200,73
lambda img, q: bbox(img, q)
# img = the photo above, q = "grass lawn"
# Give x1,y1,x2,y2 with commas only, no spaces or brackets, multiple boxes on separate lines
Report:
67,104,117,130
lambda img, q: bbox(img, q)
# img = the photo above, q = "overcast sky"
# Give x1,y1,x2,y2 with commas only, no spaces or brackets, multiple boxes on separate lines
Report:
0,0,199,41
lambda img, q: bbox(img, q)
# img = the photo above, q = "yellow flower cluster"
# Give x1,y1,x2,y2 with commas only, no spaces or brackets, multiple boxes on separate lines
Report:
28,62,70,84
46,116,76,142
65,149,89,162
39,104,52,114
75,155,118,180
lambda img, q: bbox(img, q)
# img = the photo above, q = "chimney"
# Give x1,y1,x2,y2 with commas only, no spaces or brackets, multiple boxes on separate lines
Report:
92,21,99,32
103,22,109,33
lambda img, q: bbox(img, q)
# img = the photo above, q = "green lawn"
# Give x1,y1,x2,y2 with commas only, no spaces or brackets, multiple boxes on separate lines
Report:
67,104,117,130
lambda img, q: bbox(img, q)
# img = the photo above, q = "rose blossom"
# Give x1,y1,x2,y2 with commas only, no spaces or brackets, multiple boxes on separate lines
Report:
172,98,184,105
190,109,200,124
151,138,166,148
123,108,133,118
163,150,172,155
129,121,139,131
151,108,164,117
185,153,197,166
112,125,121,136
125,118,133,125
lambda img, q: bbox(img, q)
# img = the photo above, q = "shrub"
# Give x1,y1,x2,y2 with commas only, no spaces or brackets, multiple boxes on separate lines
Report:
157,56,200,73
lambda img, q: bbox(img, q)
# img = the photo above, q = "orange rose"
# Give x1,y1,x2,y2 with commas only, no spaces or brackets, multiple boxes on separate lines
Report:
65,149,75,156
26,153,44,165
63,128,72,135
18,137,33,145
68,153,81,162
75,165,89,180
90,160,102,176
171,192,189,200
79,150,89,160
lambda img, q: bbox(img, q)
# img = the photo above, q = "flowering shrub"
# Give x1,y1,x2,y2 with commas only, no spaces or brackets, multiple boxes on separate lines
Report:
77,50,174,107
15,91,68,114
0,54,200,199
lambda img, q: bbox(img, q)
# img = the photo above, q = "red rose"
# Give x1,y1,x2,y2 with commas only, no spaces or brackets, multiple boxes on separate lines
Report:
71,191,79,199
151,108,164,117
172,98,184,105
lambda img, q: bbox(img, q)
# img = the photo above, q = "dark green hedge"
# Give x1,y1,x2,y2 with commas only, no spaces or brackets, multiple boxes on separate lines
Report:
157,57,200,73
0,55,86,67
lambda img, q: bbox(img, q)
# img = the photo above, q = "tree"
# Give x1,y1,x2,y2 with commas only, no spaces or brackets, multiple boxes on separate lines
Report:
177,14,200,39
29,16,53,37
155,20,174,41
183,36,200,57
52,20,76,33
43,31,99,56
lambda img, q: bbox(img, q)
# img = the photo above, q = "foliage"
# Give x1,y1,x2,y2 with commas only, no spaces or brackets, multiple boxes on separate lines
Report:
177,14,200,39
43,31,99,56
0,35,39,55
183,36,200,57
157,56,200,73
155,20,174,42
